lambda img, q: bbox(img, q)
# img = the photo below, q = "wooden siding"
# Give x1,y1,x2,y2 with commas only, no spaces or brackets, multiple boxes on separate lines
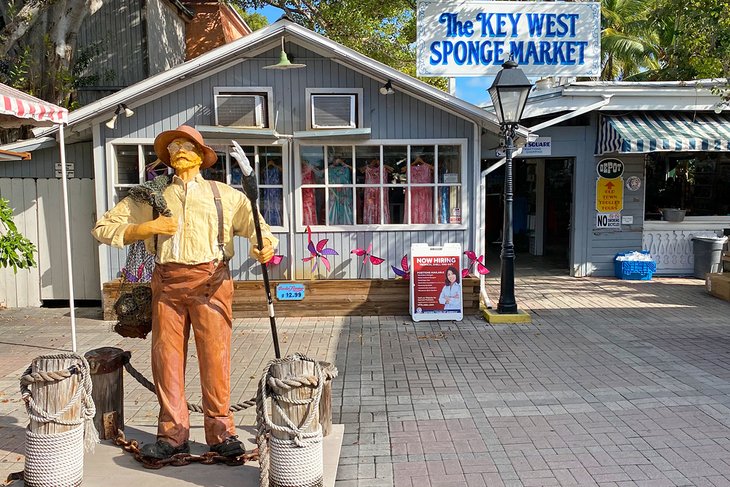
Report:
115,45,474,141
0,178,99,305
0,142,94,179
147,0,186,76
76,0,148,105
587,154,645,276
0,179,41,307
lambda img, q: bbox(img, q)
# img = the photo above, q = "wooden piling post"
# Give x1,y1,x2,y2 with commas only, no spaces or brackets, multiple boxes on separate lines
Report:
270,359,320,441
29,356,82,436
85,347,130,440
24,354,88,487
318,361,336,437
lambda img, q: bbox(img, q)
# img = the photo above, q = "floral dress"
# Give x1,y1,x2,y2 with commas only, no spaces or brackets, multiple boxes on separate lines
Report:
363,165,390,224
409,164,433,224
261,165,283,227
301,163,318,226
328,165,353,225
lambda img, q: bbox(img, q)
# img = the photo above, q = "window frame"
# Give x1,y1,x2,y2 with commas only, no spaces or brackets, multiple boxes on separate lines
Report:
294,138,468,232
213,87,274,129
105,138,290,232
305,88,363,130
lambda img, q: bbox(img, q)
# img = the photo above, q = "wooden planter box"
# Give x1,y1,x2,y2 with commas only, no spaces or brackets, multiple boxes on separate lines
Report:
103,278,480,319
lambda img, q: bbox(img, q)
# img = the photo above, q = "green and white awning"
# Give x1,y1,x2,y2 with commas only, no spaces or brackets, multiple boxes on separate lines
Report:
598,112,730,154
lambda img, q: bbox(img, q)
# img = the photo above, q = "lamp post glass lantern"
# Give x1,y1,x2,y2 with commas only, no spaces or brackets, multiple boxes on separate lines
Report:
488,59,532,314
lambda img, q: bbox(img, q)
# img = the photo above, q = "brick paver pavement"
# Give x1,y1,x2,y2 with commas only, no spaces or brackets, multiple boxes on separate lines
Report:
1,275,729,486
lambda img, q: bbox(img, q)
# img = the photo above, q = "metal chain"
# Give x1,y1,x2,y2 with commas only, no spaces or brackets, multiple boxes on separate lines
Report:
123,361,256,413
113,430,258,469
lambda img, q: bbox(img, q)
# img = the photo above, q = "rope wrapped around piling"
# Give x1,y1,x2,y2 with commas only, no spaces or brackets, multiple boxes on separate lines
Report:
19,353,98,487
256,353,325,487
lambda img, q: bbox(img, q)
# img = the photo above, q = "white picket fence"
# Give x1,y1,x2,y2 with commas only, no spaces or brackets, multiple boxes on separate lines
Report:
0,178,100,307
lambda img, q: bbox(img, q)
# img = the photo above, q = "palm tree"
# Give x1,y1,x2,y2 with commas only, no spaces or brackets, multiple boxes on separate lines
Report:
600,0,659,80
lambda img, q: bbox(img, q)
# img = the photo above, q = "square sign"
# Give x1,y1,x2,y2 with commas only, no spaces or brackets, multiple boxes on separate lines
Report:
410,243,463,322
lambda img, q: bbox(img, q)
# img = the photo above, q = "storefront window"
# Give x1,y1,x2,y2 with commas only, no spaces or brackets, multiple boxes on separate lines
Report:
111,142,286,228
645,153,730,219
299,142,465,228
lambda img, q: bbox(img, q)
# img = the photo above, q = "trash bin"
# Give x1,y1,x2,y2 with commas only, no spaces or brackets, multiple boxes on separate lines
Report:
692,236,729,279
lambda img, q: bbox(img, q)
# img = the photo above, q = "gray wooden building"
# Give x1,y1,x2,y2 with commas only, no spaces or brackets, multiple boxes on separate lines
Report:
488,80,730,277
1,18,506,305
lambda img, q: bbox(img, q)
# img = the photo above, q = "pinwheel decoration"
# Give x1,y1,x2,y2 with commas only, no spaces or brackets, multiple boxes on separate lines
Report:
462,250,490,278
391,254,410,280
302,226,338,276
266,254,284,268
351,242,385,278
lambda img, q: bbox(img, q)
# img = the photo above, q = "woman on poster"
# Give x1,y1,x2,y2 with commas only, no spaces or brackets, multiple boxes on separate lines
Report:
438,266,461,311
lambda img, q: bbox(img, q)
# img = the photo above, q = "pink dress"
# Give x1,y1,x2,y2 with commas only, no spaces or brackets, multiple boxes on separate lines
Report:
301,164,318,225
410,164,433,224
363,165,390,224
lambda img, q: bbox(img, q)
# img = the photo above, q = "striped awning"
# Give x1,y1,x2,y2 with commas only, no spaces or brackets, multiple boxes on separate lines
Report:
598,112,730,154
0,82,67,126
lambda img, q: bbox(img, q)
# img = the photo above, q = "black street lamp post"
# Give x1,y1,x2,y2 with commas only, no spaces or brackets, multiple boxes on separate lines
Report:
488,58,533,314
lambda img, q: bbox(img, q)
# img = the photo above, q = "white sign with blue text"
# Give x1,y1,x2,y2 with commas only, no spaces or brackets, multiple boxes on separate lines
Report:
416,1,601,77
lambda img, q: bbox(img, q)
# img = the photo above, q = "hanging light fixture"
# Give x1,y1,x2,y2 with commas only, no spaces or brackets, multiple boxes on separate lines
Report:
105,103,134,129
263,37,306,70
379,80,395,96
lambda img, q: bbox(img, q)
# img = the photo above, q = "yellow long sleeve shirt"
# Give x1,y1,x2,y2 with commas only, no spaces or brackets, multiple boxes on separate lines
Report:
92,174,278,264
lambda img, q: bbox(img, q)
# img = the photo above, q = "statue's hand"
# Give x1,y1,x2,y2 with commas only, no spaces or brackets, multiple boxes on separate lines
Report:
145,215,178,236
230,140,252,176
251,238,275,264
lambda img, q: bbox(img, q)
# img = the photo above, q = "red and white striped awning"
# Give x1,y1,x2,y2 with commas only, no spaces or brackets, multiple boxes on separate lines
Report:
0,82,67,125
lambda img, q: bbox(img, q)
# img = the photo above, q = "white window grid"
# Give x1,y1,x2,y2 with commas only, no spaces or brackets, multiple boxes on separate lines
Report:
296,139,467,232
106,139,288,231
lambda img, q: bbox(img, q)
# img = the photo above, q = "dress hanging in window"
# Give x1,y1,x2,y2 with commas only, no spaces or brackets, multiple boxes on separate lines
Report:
261,165,283,227
410,163,433,224
301,163,318,226
363,164,390,224
328,164,353,224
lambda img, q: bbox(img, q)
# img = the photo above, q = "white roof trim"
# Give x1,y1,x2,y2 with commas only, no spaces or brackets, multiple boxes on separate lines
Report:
0,136,57,152
35,19,509,138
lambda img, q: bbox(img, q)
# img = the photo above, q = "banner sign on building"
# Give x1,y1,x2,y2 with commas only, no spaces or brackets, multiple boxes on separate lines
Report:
410,243,463,322
416,1,601,77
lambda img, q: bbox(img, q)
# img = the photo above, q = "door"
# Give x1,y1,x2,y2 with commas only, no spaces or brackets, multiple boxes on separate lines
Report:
543,159,574,263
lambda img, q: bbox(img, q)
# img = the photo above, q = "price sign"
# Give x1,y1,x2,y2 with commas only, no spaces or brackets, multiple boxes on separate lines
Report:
276,283,305,301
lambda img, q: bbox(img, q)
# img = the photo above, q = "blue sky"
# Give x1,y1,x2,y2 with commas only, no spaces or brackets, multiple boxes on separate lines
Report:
253,5,493,107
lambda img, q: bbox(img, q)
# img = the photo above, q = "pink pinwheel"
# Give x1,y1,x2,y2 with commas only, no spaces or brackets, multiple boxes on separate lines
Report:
302,226,338,275
266,254,284,268
462,250,489,278
391,255,410,280
351,242,385,278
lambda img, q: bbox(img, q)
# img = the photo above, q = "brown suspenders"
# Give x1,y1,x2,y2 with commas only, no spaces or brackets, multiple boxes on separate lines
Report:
208,180,227,262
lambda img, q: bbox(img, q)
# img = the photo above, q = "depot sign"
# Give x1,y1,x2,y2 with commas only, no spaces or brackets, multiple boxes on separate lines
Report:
416,0,601,77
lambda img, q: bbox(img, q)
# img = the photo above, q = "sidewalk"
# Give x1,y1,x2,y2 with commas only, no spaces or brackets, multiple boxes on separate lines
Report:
2,275,730,486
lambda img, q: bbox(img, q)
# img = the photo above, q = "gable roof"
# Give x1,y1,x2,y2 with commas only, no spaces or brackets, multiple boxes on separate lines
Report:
35,18,503,137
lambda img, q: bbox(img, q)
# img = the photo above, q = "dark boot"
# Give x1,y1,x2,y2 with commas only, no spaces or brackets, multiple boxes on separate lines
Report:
140,440,190,460
210,436,245,458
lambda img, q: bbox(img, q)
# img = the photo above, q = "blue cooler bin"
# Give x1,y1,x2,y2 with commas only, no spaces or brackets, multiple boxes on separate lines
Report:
614,251,656,280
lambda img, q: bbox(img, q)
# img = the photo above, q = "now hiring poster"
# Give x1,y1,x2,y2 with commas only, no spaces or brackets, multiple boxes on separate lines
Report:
410,243,463,322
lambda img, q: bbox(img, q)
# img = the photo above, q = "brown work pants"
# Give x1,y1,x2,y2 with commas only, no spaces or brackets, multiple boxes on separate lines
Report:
151,260,235,447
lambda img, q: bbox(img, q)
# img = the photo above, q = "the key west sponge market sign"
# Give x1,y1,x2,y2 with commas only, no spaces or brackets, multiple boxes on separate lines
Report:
417,1,600,76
